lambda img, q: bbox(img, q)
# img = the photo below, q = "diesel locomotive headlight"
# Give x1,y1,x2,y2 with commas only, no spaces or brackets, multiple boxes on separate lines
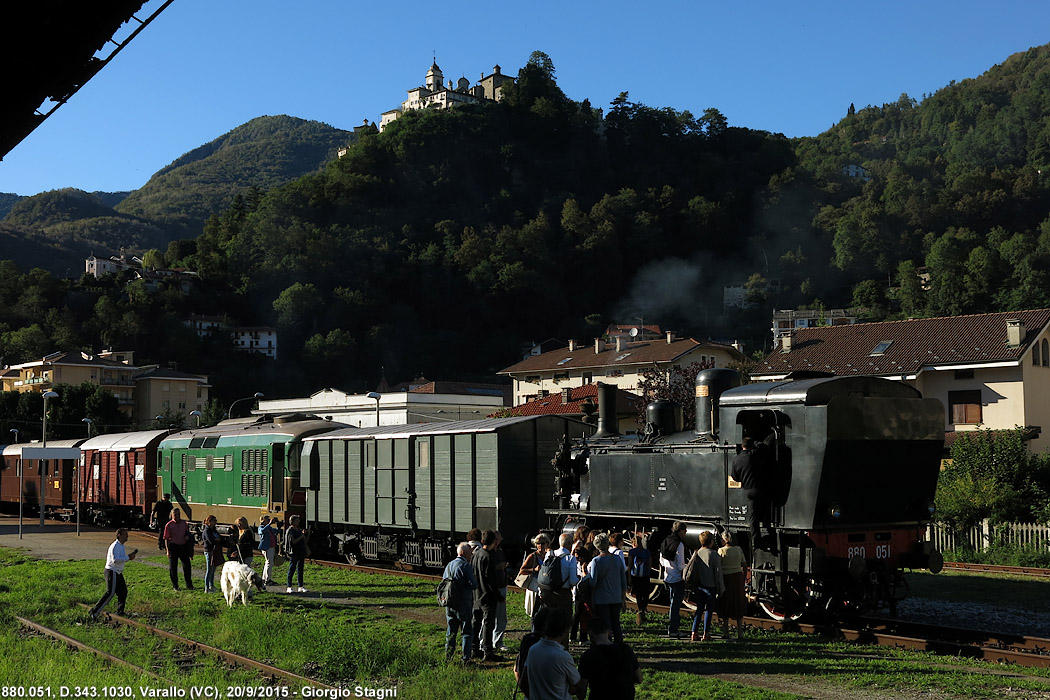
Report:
829,504,842,519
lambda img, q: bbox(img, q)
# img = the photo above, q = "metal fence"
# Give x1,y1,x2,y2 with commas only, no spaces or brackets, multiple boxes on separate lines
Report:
928,520,1050,551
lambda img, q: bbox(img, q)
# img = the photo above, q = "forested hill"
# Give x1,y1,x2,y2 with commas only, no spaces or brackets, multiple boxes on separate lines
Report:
0,116,352,271
789,44,1050,319
116,115,352,237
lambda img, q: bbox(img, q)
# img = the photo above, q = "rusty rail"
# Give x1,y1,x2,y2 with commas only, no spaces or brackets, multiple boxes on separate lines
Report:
79,605,334,688
16,616,166,680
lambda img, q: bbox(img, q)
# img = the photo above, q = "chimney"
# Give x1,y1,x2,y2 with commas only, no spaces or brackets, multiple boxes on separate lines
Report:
561,387,572,403
595,338,606,353
593,382,621,438
615,337,623,352
568,339,576,352
781,332,793,353
666,331,676,344
1007,319,1025,348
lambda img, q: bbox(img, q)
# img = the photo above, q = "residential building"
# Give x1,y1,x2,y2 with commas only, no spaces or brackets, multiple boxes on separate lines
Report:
257,385,507,428
507,383,642,434
498,332,747,407
772,308,860,344
185,315,278,360
85,250,197,291
842,163,871,181
751,309,1050,452
378,61,513,131
5,350,209,427
133,365,211,424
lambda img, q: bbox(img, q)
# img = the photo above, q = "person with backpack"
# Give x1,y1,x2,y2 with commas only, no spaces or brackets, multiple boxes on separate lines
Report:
471,530,504,662
442,541,478,663
518,533,550,631
587,532,627,644
659,522,688,639
258,515,277,585
539,532,578,614
626,534,651,625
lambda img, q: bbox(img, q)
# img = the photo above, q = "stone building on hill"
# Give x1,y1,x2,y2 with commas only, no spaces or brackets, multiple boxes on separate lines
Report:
378,61,513,131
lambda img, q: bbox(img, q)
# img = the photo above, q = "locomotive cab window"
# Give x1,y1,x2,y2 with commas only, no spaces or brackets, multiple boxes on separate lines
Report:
735,409,790,448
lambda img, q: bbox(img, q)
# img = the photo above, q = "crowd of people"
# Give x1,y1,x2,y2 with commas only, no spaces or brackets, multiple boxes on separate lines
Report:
444,521,751,699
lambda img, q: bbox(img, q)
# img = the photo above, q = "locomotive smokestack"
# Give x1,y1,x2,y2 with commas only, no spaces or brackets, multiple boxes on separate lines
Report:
593,382,620,438
695,368,741,437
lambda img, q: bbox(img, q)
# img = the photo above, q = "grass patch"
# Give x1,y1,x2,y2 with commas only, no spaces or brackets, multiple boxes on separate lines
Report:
2,547,1050,699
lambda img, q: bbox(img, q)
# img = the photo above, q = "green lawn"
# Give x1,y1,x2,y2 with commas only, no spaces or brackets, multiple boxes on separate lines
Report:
1,548,1049,700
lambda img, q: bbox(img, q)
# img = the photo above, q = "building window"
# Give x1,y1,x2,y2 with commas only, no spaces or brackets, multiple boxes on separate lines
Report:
1043,339,1049,367
948,390,982,425
954,369,974,380
582,372,593,384
1035,342,1041,366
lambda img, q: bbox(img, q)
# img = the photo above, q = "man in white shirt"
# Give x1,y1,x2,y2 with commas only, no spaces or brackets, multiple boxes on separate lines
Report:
89,529,137,620
659,521,687,638
540,532,579,613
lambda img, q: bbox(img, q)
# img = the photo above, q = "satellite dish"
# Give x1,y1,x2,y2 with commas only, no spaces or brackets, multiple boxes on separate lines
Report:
629,327,639,337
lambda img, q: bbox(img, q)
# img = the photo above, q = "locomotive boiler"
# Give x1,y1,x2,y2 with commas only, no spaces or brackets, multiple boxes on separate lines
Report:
551,369,945,620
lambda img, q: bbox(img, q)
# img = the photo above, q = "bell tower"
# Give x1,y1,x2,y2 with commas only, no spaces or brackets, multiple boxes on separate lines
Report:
425,58,444,92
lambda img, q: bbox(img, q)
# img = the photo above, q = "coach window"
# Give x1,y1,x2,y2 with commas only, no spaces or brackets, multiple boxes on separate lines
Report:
948,390,982,425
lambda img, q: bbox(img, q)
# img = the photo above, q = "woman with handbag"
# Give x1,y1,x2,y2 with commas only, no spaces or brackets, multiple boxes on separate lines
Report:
517,533,549,631
202,515,223,593
685,531,724,641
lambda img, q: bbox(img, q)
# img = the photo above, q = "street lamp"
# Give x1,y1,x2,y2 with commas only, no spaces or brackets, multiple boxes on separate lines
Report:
10,428,21,539
81,417,93,437
189,410,202,427
40,391,58,527
227,392,264,419
366,392,381,428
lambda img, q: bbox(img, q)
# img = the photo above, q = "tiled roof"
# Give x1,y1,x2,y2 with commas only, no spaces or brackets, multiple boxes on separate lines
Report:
133,367,208,382
407,380,510,401
14,351,135,369
499,338,745,375
504,384,642,417
754,309,1050,378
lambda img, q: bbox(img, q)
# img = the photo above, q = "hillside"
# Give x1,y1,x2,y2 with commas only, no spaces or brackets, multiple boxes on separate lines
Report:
0,116,353,273
783,44,1050,319
115,115,353,237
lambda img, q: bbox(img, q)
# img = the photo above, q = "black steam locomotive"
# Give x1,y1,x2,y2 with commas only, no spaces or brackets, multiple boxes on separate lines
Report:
550,369,945,620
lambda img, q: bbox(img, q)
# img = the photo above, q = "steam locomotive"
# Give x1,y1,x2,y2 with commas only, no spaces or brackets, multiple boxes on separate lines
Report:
549,370,945,620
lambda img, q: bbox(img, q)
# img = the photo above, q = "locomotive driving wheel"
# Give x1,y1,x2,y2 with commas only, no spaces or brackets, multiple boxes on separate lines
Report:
753,563,810,621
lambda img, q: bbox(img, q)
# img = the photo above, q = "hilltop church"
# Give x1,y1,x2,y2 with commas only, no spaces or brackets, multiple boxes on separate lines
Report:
378,61,513,131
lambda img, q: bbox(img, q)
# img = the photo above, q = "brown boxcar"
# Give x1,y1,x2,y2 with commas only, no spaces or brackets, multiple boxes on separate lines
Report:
80,429,169,527
0,439,85,518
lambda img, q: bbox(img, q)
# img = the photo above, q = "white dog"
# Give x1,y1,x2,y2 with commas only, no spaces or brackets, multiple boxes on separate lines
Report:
220,561,267,607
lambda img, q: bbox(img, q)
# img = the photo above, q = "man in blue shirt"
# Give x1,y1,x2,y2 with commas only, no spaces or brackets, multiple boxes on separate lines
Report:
443,541,479,662
89,528,137,620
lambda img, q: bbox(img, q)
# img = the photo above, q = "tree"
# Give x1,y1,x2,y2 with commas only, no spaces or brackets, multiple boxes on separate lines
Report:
935,427,1050,541
635,361,712,431
272,282,322,331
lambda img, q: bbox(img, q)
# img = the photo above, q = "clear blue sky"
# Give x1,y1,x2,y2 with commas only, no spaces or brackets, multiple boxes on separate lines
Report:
1,0,1048,197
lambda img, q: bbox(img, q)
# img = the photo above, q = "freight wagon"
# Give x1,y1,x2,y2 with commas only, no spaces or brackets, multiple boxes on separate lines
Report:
79,429,169,527
0,439,86,518
301,415,595,568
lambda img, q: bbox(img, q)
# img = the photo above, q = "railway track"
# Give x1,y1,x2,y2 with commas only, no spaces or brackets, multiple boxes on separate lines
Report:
73,604,334,688
941,561,1050,577
306,557,1050,668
